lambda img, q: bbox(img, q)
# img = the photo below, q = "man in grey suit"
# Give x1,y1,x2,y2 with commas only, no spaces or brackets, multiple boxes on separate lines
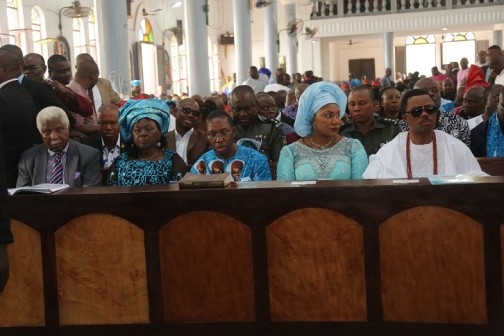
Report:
16,106,102,187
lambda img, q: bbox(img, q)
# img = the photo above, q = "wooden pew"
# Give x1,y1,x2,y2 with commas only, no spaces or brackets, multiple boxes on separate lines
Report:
1,178,503,336
478,157,504,176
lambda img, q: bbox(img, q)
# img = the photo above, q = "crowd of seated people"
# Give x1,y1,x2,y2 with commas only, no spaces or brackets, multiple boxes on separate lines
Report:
3,44,504,288
2,44,504,192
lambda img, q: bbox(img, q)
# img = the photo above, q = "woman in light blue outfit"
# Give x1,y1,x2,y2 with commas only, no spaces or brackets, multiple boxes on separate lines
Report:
276,81,368,180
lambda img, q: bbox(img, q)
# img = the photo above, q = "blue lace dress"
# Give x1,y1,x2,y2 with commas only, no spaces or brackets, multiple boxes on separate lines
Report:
276,137,368,181
107,149,180,186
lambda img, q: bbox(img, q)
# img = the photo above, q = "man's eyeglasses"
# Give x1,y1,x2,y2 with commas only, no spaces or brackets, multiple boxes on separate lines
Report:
23,64,41,72
405,104,437,118
207,129,231,141
181,107,200,117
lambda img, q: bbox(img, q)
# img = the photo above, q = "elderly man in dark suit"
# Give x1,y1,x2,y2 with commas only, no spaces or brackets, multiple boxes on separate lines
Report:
16,106,102,187
166,98,209,168
0,47,39,187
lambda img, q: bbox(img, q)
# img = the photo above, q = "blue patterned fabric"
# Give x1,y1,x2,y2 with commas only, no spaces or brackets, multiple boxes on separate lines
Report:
294,81,348,137
486,112,504,157
191,145,272,182
108,149,178,186
119,99,171,142
276,137,368,181
283,103,298,120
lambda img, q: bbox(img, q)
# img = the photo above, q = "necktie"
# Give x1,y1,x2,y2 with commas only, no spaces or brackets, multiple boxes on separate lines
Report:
88,88,96,114
50,152,63,184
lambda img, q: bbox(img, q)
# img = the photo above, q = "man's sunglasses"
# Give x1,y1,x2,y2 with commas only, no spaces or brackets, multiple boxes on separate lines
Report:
181,107,200,117
405,104,437,118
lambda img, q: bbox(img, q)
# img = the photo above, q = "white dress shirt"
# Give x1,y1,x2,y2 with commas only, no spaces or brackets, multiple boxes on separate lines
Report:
175,128,193,164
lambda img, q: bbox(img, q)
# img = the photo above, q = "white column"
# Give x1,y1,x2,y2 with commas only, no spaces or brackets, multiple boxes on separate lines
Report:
264,3,279,78
233,0,252,85
383,32,394,74
184,0,210,96
284,4,297,75
296,2,314,76
493,30,503,47
94,0,131,97
329,42,338,82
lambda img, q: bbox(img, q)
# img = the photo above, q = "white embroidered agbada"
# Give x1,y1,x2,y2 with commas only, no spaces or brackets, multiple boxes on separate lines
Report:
363,130,486,179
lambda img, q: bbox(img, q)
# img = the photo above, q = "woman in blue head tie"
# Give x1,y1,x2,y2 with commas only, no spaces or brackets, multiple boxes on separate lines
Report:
107,99,188,186
276,81,368,180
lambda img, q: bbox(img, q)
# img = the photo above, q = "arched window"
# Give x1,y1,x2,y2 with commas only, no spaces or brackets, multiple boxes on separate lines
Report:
73,18,86,61
31,6,48,58
169,33,187,95
87,10,97,61
136,19,158,95
208,37,219,94
442,32,476,66
138,18,154,42
7,0,27,52
405,35,436,77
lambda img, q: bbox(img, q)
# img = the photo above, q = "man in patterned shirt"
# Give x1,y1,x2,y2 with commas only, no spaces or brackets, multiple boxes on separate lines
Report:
404,78,471,146
191,110,272,182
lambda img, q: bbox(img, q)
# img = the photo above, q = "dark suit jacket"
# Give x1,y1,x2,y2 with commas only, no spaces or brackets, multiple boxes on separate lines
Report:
16,140,102,187
0,80,39,187
82,133,125,167
21,76,75,128
0,125,13,244
166,129,209,167
470,119,489,157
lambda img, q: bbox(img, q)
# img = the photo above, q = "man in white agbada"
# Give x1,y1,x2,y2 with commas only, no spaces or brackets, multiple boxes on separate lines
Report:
363,89,486,179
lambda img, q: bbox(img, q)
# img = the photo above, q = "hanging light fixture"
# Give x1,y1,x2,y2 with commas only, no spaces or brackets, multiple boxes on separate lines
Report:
58,1,92,36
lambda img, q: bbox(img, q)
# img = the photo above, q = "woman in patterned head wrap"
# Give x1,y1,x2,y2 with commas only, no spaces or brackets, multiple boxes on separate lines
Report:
107,99,187,186
276,81,368,180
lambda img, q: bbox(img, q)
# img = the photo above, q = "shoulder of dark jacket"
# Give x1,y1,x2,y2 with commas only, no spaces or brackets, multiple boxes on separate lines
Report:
376,116,401,126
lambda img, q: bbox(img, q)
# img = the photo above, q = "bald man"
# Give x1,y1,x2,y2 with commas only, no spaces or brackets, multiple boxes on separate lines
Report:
460,86,485,129
75,53,122,109
166,98,209,167
67,59,100,136
0,47,38,187
490,55,504,86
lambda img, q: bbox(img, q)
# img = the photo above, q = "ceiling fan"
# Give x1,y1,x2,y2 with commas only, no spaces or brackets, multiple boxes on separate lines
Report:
140,7,162,16
61,1,91,18
277,18,303,52
347,40,362,46
285,18,304,38
303,27,318,40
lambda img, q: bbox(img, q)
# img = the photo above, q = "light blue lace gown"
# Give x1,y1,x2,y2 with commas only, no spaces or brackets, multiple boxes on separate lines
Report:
276,137,368,180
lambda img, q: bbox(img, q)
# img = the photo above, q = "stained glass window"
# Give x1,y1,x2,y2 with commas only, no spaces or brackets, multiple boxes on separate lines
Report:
406,35,436,45
138,19,154,43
